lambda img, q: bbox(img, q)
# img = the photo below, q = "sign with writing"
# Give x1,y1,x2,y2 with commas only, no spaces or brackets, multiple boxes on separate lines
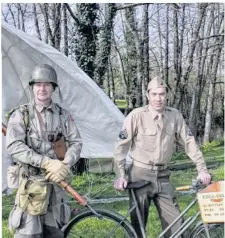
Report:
197,181,224,223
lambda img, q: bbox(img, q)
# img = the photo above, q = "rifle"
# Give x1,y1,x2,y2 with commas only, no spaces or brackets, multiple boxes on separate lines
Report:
2,122,87,206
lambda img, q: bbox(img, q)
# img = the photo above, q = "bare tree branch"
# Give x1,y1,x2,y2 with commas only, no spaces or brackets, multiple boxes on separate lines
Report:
7,3,16,27
116,3,152,10
64,3,80,24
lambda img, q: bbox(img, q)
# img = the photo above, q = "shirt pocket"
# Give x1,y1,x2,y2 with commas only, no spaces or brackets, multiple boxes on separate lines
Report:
141,128,157,151
165,125,174,135
164,126,175,153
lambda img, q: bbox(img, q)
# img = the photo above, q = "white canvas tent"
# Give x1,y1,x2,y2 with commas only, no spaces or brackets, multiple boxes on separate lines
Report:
2,22,125,192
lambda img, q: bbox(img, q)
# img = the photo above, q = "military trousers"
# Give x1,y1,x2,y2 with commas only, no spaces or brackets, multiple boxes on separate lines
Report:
14,224,64,238
128,165,183,238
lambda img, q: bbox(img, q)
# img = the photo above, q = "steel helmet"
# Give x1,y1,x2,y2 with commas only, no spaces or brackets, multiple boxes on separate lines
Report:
29,64,58,87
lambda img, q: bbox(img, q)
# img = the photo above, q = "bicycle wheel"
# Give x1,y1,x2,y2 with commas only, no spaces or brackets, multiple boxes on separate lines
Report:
64,208,137,238
191,223,224,238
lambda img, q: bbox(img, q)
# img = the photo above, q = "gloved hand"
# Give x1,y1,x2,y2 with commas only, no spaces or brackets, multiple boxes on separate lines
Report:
41,158,70,182
45,172,67,183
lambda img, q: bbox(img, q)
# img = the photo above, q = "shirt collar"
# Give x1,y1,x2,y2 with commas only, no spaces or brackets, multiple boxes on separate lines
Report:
148,105,168,120
32,100,56,113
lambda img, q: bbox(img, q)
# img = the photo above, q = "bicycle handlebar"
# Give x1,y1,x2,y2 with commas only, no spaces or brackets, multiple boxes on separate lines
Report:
176,179,206,192
175,185,191,191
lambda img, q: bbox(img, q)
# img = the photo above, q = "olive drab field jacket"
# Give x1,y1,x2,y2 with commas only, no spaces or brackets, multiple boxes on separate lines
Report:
6,101,82,173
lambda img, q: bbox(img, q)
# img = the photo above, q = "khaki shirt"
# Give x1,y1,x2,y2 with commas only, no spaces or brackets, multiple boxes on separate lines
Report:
114,105,208,178
6,101,82,170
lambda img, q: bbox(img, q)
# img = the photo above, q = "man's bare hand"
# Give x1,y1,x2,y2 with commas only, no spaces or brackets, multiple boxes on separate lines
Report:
197,171,211,185
114,177,128,190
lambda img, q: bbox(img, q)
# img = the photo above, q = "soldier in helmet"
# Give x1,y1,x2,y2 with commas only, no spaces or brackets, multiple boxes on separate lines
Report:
6,64,82,238
113,76,211,237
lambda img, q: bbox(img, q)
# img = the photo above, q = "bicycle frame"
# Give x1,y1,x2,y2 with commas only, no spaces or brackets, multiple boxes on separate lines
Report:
127,187,211,238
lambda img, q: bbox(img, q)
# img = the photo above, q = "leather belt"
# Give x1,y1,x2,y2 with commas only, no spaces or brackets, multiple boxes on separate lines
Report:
133,160,167,171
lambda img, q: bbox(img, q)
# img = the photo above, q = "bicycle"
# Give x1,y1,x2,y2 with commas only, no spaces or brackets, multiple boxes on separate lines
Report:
60,179,224,238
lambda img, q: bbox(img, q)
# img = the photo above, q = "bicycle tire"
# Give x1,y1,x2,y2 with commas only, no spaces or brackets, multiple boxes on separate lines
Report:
190,223,224,238
64,208,138,238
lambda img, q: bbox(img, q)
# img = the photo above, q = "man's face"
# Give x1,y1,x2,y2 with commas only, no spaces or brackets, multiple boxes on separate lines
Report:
33,82,53,103
147,87,167,112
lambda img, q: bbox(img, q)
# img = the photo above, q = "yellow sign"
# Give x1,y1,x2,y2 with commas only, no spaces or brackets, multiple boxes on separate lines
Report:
197,181,224,223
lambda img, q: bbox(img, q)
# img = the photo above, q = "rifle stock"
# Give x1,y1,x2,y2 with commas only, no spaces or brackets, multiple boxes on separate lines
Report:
2,123,7,136
1,123,87,206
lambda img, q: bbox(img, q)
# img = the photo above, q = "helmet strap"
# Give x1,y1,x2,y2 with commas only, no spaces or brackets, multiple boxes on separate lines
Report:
58,87,63,102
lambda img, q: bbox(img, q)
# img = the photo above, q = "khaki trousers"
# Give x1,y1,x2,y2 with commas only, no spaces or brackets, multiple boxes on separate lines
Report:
129,165,183,238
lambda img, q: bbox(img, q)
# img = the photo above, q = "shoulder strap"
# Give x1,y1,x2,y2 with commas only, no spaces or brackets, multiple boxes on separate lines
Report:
55,103,63,116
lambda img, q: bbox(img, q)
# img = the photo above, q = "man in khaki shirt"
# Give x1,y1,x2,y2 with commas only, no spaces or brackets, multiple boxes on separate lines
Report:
114,76,211,237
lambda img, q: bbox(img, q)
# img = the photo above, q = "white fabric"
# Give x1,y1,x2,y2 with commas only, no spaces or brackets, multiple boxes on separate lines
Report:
2,22,125,161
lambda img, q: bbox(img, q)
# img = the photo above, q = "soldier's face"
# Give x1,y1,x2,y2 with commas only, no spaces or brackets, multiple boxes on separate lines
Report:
148,87,167,112
33,82,53,104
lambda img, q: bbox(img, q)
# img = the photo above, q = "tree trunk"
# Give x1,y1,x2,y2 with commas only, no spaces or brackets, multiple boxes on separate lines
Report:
106,66,110,98
164,5,169,86
172,4,180,107
17,4,21,30
142,4,149,106
94,3,117,87
157,4,164,79
53,3,62,51
17,4,25,32
109,59,115,103
179,4,208,112
39,3,51,44
70,3,99,79
125,7,143,107
33,4,42,40
189,5,214,139
203,16,224,143
63,3,68,56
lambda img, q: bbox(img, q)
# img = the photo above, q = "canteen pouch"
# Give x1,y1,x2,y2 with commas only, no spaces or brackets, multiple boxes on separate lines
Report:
8,206,24,230
7,164,20,189
53,137,67,160
18,177,50,215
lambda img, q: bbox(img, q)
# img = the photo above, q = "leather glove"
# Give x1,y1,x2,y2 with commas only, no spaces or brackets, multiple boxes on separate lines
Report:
41,158,70,182
45,172,66,183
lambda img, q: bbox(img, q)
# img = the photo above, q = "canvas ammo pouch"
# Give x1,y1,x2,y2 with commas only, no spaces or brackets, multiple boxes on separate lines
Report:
18,176,50,215
7,163,20,189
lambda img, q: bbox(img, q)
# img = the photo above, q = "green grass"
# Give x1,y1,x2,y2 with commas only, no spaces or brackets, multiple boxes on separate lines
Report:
2,161,224,237
170,146,224,164
115,99,128,109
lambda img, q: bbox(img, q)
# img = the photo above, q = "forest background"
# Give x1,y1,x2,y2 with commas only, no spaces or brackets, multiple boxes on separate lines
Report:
1,3,224,144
